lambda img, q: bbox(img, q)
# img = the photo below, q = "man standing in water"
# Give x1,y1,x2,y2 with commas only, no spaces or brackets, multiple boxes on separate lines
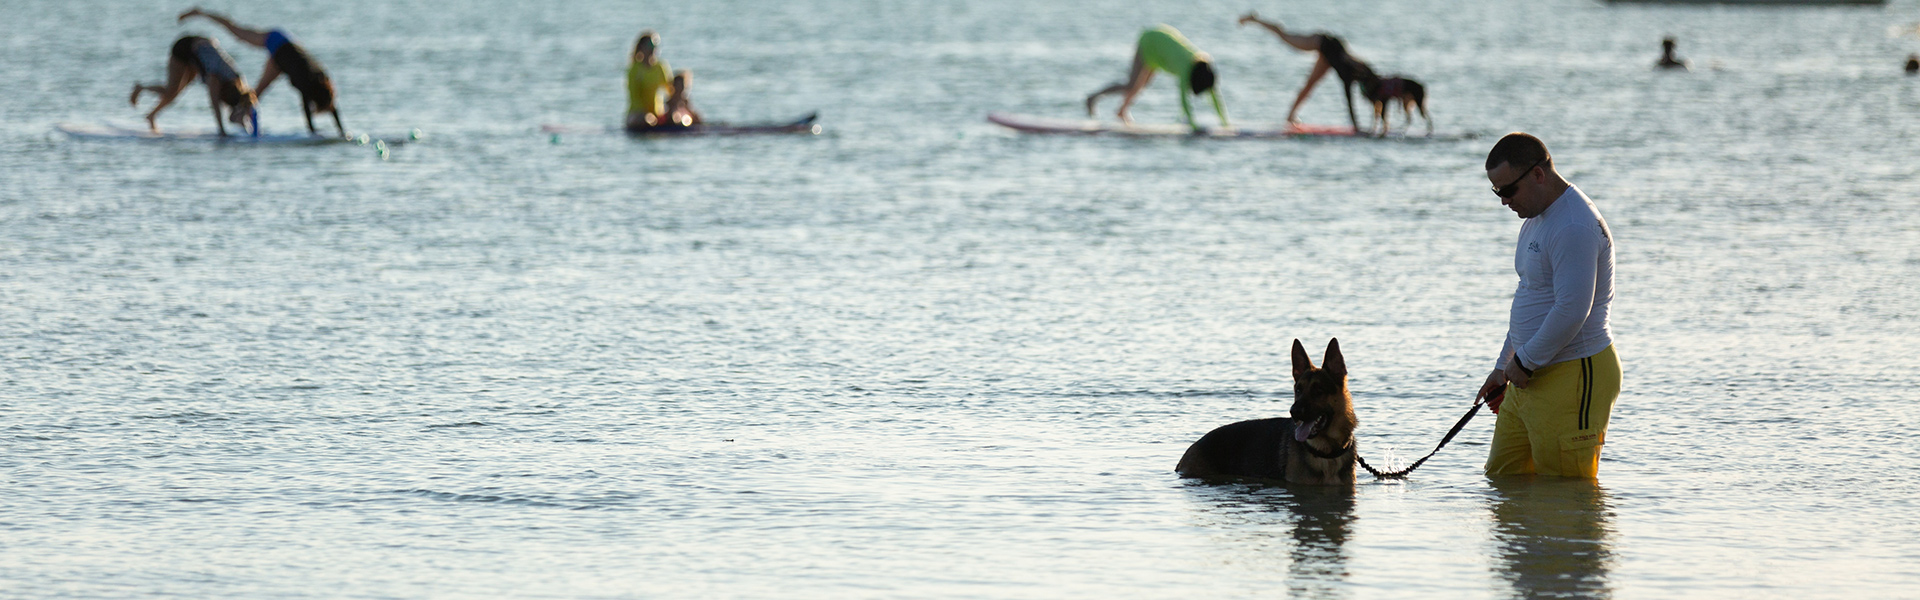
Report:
1475,133,1621,479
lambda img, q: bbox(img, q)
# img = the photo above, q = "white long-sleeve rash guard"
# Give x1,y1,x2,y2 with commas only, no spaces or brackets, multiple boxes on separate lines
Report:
1496,185,1615,371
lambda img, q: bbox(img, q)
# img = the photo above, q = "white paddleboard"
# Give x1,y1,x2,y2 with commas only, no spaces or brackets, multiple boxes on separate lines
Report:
56,123,414,145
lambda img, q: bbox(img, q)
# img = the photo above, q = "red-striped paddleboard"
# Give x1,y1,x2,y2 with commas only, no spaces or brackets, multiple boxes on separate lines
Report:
987,112,1467,140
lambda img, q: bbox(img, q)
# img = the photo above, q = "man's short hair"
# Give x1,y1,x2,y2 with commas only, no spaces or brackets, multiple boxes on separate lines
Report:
1486,132,1551,172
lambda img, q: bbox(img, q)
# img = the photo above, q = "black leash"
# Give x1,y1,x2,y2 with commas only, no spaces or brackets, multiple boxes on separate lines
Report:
1354,392,1492,479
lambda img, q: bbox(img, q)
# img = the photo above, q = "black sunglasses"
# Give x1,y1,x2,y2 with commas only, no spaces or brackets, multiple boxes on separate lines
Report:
1492,158,1547,198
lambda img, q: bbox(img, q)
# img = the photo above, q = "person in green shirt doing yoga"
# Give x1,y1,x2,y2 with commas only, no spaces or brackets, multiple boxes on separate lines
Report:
1085,25,1229,131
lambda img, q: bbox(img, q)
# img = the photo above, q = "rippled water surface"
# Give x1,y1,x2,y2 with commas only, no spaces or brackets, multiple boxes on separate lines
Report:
4,0,1920,597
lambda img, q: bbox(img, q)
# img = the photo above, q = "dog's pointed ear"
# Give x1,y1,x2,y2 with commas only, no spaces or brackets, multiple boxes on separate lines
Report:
1291,339,1313,379
1322,338,1347,378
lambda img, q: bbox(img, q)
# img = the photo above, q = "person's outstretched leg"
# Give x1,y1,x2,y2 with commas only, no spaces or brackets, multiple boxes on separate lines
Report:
1112,51,1152,124
133,59,196,132
1087,50,1149,121
1275,29,1320,52
179,8,270,47
1085,83,1124,117
1239,15,1319,52
1285,56,1330,124
252,59,283,99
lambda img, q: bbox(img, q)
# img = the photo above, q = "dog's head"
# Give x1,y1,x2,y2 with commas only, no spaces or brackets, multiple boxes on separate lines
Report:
1290,338,1358,445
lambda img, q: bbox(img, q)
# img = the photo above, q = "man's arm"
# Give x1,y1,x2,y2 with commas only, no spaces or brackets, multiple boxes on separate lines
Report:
1516,223,1604,369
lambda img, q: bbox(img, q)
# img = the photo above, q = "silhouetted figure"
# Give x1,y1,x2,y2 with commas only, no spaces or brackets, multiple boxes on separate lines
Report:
626,30,672,130
1085,25,1230,132
1657,37,1690,71
180,8,345,137
129,36,256,135
1239,11,1377,130
1906,54,1918,75
663,70,703,127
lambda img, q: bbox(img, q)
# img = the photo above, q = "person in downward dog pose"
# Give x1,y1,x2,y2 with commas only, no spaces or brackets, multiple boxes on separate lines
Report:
129,35,257,135
1084,25,1230,132
1237,12,1375,132
179,8,345,137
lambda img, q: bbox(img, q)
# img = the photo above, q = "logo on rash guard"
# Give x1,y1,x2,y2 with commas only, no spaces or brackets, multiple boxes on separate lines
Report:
1528,241,1540,253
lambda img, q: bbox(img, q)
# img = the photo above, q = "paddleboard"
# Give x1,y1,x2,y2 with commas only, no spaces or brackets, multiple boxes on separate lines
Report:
541,112,822,137
987,112,1465,140
57,123,416,146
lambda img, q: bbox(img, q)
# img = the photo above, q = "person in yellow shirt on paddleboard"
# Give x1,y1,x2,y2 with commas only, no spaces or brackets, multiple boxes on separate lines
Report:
1085,25,1229,132
626,30,674,130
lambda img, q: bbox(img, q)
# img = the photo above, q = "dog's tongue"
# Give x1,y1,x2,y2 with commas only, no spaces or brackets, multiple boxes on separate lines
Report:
1294,417,1320,442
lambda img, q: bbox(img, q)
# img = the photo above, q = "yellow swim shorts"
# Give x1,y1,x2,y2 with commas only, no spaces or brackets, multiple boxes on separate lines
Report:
1485,345,1621,478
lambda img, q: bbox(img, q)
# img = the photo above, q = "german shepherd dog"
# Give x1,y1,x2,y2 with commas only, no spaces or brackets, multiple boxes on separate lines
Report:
1360,75,1431,137
1176,338,1358,485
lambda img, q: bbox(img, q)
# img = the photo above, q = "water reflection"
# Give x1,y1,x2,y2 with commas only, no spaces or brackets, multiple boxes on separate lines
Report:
1487,476,1617,599
1283,486,1357,598
1185,484,1356,598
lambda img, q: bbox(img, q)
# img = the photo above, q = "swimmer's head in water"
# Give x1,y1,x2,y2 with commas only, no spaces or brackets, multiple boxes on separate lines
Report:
1662,37,1676,52
1189,60,1216,95
634,30,659,59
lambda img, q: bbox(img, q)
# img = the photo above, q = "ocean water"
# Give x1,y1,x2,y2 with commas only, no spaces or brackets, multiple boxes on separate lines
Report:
4,0,1920,597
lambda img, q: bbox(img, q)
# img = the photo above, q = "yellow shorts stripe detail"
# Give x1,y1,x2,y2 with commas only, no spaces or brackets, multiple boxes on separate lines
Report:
1485,345,1621,478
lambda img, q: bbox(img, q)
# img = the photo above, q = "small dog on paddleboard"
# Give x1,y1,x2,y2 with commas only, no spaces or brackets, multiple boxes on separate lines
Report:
1176,338,1358,485
1361,75,1431,137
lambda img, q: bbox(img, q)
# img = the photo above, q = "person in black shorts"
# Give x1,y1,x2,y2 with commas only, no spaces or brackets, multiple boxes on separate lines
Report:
129,35,257,135
1238,12,1377,131
179,8,344,137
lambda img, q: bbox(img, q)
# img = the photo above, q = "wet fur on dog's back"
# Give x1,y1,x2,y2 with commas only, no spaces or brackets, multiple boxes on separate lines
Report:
1176,338,1358,485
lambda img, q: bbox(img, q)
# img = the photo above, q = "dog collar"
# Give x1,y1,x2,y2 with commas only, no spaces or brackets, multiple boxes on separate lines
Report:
1303,439,1354,460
